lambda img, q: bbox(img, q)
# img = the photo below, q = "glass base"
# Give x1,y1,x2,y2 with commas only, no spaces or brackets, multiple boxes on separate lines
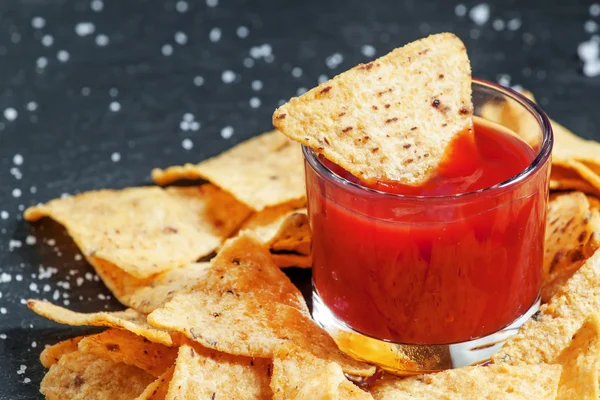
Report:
312,290,540,376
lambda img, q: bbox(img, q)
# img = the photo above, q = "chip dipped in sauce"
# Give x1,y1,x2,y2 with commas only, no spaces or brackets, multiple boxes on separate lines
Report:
306,117,547,345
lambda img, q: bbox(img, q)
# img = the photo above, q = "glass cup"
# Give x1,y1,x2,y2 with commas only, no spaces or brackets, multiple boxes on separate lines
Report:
304,79,553,375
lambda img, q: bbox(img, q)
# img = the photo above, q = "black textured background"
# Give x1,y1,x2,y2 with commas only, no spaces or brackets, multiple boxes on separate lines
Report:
1,0,599,398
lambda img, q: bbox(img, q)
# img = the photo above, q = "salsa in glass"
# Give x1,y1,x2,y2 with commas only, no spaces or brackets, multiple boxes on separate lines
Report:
306,119,548,344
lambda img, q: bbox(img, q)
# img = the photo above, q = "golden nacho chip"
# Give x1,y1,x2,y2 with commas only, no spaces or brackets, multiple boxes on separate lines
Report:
148,235,374,376
555,313,600,399
550,178,600,197
78,329,178,377
41,351,154,400
492,249,600,365
27,299,174,346
24,185,250,279
91,258,211,314
272,343,372,400
369,364,561,400
588,195,600,210
40,336,84,368
164,344,272,399
240,205,311,255
136,366,174,400
273,33,473,185
270,252,312,269
553,159,600,196
152,130,306,211
543,192,600,287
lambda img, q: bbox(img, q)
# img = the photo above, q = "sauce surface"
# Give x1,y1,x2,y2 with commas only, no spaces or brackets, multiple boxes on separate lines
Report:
308,121,548,344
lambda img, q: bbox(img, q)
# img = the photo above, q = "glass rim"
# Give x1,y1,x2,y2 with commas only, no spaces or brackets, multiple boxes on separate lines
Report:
303,78,554,201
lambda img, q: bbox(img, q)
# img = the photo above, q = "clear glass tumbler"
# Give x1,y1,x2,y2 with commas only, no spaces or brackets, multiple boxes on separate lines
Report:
305,79,553,374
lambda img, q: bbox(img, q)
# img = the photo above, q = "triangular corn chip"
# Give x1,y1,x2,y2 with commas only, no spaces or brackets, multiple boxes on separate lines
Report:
40,336,84,368
77,329,178,377
555,313,600,399
148,235,374,376
163,344,272,399
369,364,561,399
493,249,600,365
543,192,600,301
273,33,473,185
27,299,174,346
272,343,372,400
24,185,251,278
41,351,155,400
152,131,305,211
90,258,211,313
135,366,174,400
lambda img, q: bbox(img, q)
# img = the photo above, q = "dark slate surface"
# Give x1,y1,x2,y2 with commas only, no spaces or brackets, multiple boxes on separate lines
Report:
1,0,599,398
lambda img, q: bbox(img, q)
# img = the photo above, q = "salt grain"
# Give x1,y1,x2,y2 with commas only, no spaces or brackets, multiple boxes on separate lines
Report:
325,53,344,69
318,74,328,84
52,290,59,300
111,152,121,162
109,101,121,112
0,334,6,339
176,0,189,12
75,254,82,261
243,58,254,68
75,22,96,37
17,365,26,375
36,57,48,71
12,188,22,198
9,240,22,251
251,80,263,91
91,0,104,12
190,121,200,131
175,31,188,45
249,44,272,60
0,211,8,219
193,76,205,86
493,19,505,31
25,236,36,245
13,154,23,165
4,108,18,121
291,67,303,78
583,60,600,77
161,44,173,56
0,273,11,283
180,121,191,131
41,34,54,47
249,97,261,108
220,126,234,139
26,101,38,112
57,50,70,63
507,18,522,31
182,138,193,150
47,239,56,246
469,3,490,26
95,34,110,47
76,277,84,286
221,70,236,83
591,3,600,17
31,17,46,29
29,283,38,292
0,308,7,315
43,284,51,292
209,27,222,42
585,20,599,34
82,87,91,96
361,44,376,58
455,4,467,17
23,378,31,384
206,0,218,7
578,39,599,62
296,87,307,95
236,26,249,38
15,274,23,282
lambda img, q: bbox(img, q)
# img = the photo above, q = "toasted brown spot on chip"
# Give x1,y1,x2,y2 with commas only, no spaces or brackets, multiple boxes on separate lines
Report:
342,127,353,133
319,86,332,94
403,144,412,149
385,117,398,123
275,114,286,119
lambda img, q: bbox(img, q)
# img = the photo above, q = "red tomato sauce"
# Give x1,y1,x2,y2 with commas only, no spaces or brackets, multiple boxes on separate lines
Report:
307,121,547,344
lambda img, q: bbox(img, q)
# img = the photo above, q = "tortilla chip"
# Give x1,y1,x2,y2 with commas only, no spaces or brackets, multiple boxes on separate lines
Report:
40,350,155,400
369,364,561,399
148,235,375,376
543,192,600,282
163,344,272,399
241,205,311,255
272,343,372,400
550,178,600,196
135,366,174,400
270,252,313,269
492,248,600,365
27,299,174,346
91,258,211,313
588,195,600,210
24,185,250,279
77,329,177,377
273,33,473,185
40,336,84,368
555,313,600,399
152,131,306,211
